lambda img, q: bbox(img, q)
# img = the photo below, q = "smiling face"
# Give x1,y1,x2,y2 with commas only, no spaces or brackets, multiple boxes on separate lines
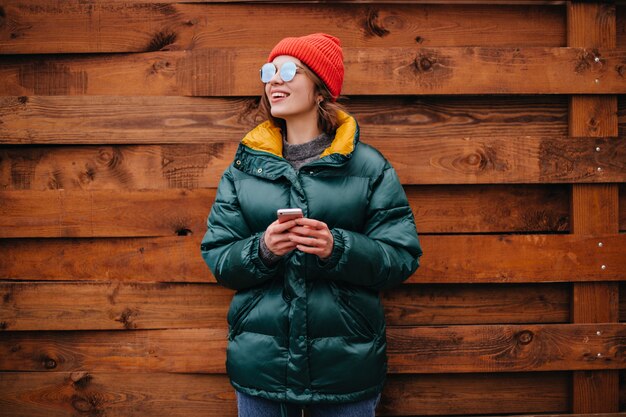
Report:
264,55,321,126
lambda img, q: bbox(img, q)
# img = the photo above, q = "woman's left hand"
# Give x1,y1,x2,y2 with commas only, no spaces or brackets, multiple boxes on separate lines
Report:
289,217,334,259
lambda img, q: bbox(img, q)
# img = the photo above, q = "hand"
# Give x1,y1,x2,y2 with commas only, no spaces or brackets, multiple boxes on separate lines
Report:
264,219,299,256
289,217,334,259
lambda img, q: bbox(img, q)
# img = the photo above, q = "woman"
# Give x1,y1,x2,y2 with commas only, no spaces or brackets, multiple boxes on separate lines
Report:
201,33,422,417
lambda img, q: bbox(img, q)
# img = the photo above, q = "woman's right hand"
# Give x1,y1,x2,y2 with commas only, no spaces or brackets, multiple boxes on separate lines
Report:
264,219,299,256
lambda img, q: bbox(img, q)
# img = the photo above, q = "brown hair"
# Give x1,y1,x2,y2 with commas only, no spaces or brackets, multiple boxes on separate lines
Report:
256,64,347,137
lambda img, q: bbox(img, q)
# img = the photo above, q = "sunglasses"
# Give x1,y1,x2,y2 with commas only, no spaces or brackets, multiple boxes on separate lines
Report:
260,61,301,83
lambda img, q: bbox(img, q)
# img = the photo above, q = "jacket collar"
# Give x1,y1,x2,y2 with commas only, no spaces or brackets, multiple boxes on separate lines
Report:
240,110,358,160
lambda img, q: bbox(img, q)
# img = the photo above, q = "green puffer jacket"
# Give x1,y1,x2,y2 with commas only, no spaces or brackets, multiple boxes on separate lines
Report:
200,111,422,405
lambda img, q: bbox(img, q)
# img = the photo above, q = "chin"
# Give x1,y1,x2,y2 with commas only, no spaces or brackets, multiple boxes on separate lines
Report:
270,107,290,119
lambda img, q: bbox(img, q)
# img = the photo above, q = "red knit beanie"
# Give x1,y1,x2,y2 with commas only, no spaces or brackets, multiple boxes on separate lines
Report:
268,33,344,101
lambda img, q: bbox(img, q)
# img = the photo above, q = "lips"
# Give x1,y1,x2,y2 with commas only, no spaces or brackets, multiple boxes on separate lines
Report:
270,90,290,102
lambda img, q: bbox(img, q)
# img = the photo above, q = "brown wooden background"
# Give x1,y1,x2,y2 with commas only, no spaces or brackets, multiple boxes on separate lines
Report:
1,1,626,416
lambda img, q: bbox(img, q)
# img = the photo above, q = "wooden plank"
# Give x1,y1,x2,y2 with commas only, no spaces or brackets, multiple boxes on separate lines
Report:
0,3,565,54
0,328,228,373
372,134,625,184
568,2,620,413
618,184,626,233
0,372,237,417
2,324,625,374
621,283,626,322
621,6,626,48
1,47,625,96
0,282,232,331
418,234,626,283
386,324,626,373
23,0,613,3
0,236,208,282
0,281,569,331
384,283,570,325
0,95,569,145
1,137,623,187
12,233,625,285
571,185,620,238
0,372,569,417
0,95,259,145
0,189,215,238
0,144,236,190
380,373,569,416
0,185,570,237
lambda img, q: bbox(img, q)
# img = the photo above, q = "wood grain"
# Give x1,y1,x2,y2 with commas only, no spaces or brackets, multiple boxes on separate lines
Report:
0,282,232,331
418,234,626,283
617,94,626,137
0,2,565,54
568,2,620,413
1,136,622,187
0,189,214,238
0,185,570,237
1,47,625,96
618,184,626,232
0,95,569,145
0,328,229,373
0,281,569,331
386,324,626,373
0,372,237,417
10,233,623,285
2,324,625,374
380,373,569,416
0,372,569,417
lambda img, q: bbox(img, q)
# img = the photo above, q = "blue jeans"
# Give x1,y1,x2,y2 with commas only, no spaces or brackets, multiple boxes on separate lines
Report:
237,391,380,417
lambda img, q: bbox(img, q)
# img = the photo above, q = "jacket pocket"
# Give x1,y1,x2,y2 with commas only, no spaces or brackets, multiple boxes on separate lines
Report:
228,290,264,341
341,294,376,337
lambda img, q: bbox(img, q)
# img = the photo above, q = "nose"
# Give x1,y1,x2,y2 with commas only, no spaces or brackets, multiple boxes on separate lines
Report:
269,70,283,84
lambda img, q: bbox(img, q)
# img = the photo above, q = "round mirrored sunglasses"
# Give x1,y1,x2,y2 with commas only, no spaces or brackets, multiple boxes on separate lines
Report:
260,61,299,83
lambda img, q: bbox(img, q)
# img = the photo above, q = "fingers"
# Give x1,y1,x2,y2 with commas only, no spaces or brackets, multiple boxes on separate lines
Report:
270,219,298,233
272,241,298,256
265,217,334,258
264,219,299,256
289,218,333,259
293,217,325,229
288,233,324,247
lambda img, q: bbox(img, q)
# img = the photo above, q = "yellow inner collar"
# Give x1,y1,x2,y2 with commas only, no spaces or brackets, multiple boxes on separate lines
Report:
241,110,357,158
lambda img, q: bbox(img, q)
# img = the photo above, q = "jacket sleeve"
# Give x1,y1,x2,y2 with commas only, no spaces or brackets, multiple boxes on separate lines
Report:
200,169,281,291
317,163,422,290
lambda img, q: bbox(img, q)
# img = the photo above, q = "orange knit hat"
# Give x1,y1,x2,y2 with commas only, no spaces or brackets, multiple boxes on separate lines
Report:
268,33,344,101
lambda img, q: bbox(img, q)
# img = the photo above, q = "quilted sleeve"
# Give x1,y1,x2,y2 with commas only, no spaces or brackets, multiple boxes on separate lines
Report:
200,169,281,290
317,163,422,290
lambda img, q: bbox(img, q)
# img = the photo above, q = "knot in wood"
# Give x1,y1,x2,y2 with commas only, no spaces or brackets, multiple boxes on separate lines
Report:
71,372,93,389
414,56,433,72
71,393,104,413
466,153,481,166
44,357,57,369
363,9,390,38
462,150,489,171
517,330,534,345
97,148,122,169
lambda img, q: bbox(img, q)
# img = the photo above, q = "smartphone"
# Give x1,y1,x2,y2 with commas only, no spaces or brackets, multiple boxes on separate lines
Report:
277,208,303,223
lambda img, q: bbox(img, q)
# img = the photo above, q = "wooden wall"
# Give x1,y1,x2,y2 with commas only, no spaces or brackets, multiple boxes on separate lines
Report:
1,1,626,416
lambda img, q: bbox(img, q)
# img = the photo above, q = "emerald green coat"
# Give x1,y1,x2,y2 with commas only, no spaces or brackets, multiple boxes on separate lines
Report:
201,111,422,405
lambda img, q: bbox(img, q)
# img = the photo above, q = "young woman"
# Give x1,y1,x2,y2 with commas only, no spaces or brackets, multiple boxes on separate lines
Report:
201,33,422,417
